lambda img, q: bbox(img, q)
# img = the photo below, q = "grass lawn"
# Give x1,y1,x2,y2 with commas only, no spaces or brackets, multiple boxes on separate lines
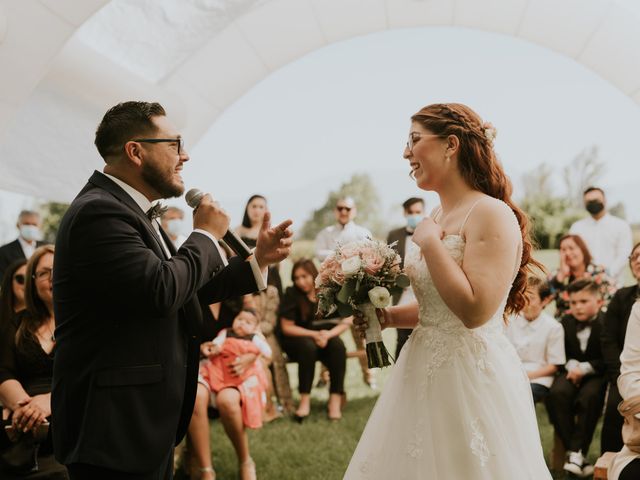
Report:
181,247,624,479
181,331,603,480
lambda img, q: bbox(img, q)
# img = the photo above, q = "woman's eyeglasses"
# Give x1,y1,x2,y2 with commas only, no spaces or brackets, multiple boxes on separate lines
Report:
34,268,53,282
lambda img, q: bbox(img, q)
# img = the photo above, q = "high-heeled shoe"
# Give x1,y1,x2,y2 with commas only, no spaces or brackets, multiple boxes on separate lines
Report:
293,413,308,423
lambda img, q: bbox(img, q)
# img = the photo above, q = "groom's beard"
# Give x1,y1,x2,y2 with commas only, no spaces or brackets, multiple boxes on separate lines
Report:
142,161,184,198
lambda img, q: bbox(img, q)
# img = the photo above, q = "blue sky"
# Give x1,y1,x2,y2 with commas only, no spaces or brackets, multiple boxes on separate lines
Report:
1,25,638,242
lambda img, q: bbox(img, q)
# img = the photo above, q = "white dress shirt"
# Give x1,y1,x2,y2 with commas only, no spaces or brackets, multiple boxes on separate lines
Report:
315,221,373,261
101,172,266,289
18,236,36,259
610,301,640,480
505,312,566,388
570,213,633,282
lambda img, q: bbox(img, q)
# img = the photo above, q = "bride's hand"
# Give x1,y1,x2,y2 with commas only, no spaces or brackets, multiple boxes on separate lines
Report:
353,308,390,339
412,217,444,250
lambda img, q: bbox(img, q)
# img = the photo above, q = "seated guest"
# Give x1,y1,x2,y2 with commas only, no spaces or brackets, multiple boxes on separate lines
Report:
160,206,187,248
0,245,68,479
234,195,283,297
506,276,565,403
278,259,350,421
546,279,608,478
187,309,271,480
0,210,43,281
601,242,640,453
549,234,616,319
200,308,272,429
250,286,294,416
608,300,640,480
0,259,28,327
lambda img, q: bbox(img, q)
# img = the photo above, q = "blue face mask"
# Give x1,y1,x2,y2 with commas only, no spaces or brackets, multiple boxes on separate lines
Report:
165,218,183,237
406,214,423,230
19,225,41,242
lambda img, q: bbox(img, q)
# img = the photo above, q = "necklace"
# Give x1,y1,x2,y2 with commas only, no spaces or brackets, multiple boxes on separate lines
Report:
41,318,55,342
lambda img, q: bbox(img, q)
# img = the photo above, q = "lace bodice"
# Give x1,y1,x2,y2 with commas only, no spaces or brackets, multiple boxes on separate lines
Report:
404,235,506,336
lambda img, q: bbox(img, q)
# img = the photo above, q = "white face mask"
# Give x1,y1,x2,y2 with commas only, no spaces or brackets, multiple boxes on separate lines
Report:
165,218,183,237
19,225,41,242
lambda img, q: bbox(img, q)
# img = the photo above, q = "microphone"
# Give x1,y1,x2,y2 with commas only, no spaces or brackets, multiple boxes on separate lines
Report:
185,188,253,260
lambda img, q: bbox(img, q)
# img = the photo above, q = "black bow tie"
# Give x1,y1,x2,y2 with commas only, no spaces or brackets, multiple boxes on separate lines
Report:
146,203,168,221
576,319,594,332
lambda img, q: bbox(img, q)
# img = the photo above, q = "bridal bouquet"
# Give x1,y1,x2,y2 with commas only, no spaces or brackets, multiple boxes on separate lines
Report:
316,239,410,368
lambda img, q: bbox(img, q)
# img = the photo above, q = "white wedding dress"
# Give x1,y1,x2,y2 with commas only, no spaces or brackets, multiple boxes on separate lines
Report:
345,231,552,479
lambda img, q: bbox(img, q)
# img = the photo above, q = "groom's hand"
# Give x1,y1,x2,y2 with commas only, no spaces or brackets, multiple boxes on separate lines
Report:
254,211,293,269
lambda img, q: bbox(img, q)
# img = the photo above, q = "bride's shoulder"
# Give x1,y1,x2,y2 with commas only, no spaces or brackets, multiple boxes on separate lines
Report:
465,197,519,237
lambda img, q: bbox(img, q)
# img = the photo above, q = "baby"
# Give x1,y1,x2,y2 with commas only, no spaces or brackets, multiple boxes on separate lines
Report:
199,308,272,429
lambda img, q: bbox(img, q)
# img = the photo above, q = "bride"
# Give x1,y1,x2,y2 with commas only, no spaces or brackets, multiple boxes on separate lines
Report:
345,103,551,479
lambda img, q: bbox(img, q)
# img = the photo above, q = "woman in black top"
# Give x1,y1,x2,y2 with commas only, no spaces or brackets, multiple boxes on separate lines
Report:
0,245,67,479
234,195,283,297
278,259,350,421
601,241,640,453
0,258,27,329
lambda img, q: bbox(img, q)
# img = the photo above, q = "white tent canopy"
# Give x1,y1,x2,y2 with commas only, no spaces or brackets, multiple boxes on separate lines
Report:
1,0,639,202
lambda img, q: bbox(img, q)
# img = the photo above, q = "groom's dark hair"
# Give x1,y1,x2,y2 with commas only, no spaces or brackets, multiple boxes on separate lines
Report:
95,101,166,160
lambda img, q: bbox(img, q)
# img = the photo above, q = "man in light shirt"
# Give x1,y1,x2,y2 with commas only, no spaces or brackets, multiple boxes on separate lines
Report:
315,197,374,387
570,186,633,283
506,276,565,403
315,197,372,262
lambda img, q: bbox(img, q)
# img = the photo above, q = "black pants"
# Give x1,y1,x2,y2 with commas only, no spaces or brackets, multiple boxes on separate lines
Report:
395,329,412,358
280,335,346,394
601,381,624,453
620,458,640,480
67,447,174,480
545,374,607,453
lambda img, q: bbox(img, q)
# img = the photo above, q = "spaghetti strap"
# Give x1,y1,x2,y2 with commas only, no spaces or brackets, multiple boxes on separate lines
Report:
458,197,486,235
433,205,443,223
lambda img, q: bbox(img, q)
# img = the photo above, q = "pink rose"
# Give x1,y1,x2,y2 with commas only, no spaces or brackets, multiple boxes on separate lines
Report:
361,248,385,276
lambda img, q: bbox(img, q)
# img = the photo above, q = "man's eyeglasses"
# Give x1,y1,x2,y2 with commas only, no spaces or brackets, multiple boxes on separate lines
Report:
133,138,185,155
34,268,53,282
336,206,352,212
13,274,25,285
406,133,443,153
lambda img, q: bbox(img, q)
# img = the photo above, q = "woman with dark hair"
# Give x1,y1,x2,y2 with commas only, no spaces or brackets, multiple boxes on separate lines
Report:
345,103,551,478
0,245,67,478
279,258,350,421
601,241,640,453
0,259,27,327
549,233,616,319
235,195,283,297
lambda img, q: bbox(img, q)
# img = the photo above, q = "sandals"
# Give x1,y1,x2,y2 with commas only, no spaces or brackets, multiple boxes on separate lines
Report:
198,466,216,480
239,457,256,480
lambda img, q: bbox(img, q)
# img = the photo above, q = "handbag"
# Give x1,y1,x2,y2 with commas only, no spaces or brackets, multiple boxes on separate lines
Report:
618,395,640,453
0,419,49,474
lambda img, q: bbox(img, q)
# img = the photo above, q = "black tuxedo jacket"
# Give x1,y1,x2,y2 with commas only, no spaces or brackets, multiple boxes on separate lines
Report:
560,312,606,375
0,238,44,280
52,171,258,473
601,284,639,382
387,227,410,305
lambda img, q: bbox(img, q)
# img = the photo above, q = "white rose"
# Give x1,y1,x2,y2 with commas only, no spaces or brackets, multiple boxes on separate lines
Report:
368,286,391,309
341,256,362,277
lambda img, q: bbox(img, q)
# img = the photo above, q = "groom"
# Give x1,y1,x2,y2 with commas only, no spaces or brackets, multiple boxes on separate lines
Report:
52,101,292,479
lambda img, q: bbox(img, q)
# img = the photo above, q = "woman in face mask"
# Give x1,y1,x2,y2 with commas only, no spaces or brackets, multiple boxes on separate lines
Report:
548,234,617,319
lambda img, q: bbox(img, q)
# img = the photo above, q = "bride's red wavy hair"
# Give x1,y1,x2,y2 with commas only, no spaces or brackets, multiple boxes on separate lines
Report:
411,103,541,316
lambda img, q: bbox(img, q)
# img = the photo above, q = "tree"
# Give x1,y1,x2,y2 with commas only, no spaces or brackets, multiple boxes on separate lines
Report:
40,202,69,243
299,173,385,240
563,146,606,208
